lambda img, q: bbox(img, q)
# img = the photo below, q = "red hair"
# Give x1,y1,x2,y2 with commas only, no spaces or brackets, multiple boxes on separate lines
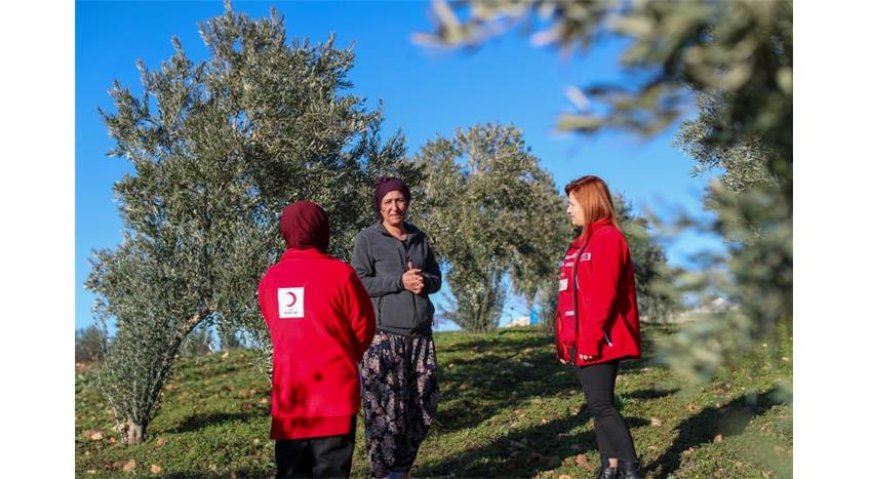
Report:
564,175,620,238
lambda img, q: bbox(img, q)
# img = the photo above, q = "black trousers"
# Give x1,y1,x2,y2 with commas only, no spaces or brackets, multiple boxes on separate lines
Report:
274,417,357,479
575,361,638,465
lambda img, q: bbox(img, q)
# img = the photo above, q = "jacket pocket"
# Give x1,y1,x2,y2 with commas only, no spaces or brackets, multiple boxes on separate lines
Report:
557,313,576,346
378,292,416,329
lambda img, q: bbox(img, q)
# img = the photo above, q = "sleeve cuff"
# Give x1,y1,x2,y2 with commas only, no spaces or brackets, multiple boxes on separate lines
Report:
395,275,404,292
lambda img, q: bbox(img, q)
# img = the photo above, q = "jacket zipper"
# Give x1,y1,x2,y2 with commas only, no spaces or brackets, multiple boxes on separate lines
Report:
397,238,421,327
571,242,589,363
376,296,384,327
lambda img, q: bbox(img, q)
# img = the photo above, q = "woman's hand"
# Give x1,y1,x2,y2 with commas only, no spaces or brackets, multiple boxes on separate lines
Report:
402,261,425,294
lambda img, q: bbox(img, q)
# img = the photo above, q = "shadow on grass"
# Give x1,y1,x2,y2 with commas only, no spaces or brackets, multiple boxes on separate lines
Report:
435,351,575,434
643,389,783,479
416,411,648,478
166,411,260,434
623,388,678,401
435,331,654,435
159,468,270,479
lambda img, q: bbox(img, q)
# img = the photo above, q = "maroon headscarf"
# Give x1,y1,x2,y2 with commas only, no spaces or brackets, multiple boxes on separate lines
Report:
279,201,330,251
373,176,411,217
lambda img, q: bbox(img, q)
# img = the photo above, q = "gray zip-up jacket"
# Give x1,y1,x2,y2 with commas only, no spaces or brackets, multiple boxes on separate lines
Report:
350,221,442,337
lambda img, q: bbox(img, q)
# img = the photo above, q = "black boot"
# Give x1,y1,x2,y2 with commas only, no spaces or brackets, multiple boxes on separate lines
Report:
617,459,643,479
597,466,618,479
598,453,618,479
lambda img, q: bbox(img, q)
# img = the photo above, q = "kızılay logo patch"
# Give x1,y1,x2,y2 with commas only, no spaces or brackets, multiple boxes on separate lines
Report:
278,287,305,319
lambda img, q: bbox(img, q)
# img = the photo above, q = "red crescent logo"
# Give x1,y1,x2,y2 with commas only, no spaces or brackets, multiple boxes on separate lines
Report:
285,291,297,307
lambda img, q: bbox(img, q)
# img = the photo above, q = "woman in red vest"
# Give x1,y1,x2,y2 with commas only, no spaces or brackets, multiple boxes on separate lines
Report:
555,176,643,479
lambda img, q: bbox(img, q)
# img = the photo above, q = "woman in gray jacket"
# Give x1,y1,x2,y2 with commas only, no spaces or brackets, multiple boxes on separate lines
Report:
351,177,441,479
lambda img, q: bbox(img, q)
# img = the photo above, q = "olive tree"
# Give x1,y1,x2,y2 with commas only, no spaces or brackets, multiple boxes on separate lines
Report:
413,123,569,332
86,4,411,443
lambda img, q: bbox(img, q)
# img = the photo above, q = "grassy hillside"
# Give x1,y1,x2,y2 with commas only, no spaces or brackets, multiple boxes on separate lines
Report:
75,324,792,478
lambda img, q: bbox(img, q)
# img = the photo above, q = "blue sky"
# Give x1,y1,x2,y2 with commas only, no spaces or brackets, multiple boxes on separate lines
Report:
75,0,722,331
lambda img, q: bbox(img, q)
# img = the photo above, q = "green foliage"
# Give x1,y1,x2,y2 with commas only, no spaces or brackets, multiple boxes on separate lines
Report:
675,91,783,214
76,326,792,478
414,123,570,333
613,195,681,323
85,4,411,442
654,181,793,382
418,0,792,383
75,325,110,363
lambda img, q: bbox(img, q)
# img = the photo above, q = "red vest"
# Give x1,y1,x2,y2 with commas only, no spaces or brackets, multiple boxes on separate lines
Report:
555,220,642,366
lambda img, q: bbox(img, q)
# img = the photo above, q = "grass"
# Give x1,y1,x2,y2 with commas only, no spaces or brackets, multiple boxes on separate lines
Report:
75,324,792,478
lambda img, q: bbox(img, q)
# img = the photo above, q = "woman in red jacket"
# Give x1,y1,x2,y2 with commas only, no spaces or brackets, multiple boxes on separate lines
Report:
555,176,643,479
259,201,376,478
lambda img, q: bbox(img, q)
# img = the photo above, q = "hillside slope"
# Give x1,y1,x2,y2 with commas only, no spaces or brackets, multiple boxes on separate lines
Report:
75,324,792,478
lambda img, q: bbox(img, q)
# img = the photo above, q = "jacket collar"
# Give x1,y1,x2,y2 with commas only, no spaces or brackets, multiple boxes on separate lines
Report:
374,220,419,241
280,247,329,262
571,218,614,247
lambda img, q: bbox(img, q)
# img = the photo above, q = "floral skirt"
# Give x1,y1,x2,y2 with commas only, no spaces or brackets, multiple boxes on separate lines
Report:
361,331,438,478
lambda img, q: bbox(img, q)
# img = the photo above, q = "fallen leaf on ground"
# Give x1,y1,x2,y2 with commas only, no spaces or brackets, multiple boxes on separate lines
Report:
650,417,662,427
150,464,162,474
714,434,724,443
575,454,595,471
122,459,137,472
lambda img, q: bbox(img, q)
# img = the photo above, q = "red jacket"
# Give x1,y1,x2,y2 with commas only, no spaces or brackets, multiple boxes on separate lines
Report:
259,248,376,439
555,219,641,366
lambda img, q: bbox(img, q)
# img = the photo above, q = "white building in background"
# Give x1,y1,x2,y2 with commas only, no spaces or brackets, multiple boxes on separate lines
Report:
505,316,531,328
